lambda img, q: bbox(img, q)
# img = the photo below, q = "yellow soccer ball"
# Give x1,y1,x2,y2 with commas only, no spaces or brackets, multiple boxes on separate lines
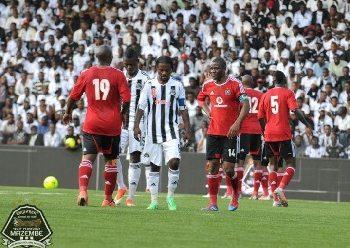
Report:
43,176,58,189
65,137,76,148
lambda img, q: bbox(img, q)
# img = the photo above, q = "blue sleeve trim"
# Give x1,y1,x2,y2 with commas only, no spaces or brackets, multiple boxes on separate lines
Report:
178,98,185,106
239,94,248,102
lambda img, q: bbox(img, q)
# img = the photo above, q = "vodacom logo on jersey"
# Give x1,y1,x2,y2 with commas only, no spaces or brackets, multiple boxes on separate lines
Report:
213,96,227,108
155,100,171,105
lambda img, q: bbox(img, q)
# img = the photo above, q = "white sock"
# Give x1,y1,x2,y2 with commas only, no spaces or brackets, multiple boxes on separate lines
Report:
167,169,180,198
149,172,159,203
116,159,126,189
127,163,141,200
145,166,151,190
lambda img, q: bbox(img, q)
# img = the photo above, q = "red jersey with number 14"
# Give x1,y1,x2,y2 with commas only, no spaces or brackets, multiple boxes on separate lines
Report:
257,87,298,142
70,66,131,136
197,76,246,136
240,88,263,134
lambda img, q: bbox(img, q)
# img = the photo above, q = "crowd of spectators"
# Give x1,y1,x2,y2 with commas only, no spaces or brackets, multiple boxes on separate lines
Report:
0,0,350,158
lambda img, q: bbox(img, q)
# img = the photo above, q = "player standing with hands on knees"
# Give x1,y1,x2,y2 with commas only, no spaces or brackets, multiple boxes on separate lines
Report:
197,57,250,211
63,45,131,207
134,56,191,210
258,70,312,207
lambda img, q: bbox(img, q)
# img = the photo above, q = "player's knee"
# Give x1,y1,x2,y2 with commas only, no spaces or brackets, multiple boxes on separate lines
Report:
269,164,277,172
208,160,220,174
150,163,160,172
239,151,247,161
168,158,180,170
225,168,235,178
130,151,141,163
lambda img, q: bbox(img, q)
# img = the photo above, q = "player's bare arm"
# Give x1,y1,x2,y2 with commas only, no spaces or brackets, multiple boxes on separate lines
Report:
201,103,212,119
293,108,312,136
120,101,130,128
258,118,266,137
180,109,191,146
133,108,144,141
227,98,250,138
62,97,76,125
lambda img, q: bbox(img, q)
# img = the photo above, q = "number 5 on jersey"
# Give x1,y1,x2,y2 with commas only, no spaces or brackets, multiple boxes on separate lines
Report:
93,79,110,100
271,95,278,114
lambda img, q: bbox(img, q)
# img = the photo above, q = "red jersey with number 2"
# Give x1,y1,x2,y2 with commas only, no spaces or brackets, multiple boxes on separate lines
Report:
240,88,263,134
197,76,246,136
69,66,131,136
257,87,298,142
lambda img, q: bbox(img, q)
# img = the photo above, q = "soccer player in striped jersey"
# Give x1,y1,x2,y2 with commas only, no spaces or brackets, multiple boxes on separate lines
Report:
114,48,151,207
134,56,191,210
197,57,250,211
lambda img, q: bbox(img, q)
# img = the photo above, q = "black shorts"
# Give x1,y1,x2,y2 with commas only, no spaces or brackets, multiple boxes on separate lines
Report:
265,140,295,160
239,133,262,159
206,135,238,163
82,132,120,160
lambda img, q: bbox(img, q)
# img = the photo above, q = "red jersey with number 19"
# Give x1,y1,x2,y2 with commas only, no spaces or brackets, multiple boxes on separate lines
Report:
197,76,246,136
257,87,298,142
240,88,263,134
69,66,131,136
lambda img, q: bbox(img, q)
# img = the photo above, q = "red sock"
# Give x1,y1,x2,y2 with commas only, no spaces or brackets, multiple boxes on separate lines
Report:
269,171,278,201
279,167,295,189
104,165,117,201
261,171,269,196
79,159,92,192
207,174,219,206
225,175,233,196
277,172,284,187
253,170,263,194
235,167,244,193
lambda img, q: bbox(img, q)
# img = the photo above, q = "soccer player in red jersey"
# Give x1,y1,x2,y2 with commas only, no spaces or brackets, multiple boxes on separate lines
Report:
63,45,131,207
237,75,270,200
258,71,312,207
197,57,250,211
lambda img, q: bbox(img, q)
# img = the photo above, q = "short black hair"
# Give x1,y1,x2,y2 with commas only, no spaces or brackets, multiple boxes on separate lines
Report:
274,70,286,85
156,56,173,70
123,47,138,60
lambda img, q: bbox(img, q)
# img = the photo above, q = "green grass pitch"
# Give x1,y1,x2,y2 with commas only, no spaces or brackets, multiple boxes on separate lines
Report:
0,186,348,248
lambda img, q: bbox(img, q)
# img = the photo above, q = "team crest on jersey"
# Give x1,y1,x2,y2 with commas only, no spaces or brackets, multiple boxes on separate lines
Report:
136,81,142,89
170,87,176,96
225,90,231,95
151,87,157,98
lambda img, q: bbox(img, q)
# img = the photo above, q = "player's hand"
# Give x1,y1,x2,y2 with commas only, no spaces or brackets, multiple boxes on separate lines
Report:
120,113,126,127
183,130,192,147
227,122,241,138
134,126,141,141
305,127,313,137
206,111,212,119
62,113,72,125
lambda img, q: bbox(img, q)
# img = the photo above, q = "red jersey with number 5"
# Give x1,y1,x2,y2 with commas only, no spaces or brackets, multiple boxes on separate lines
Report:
69,66,131,136
257,87,298,142
197,76,246,136
240,88,263,134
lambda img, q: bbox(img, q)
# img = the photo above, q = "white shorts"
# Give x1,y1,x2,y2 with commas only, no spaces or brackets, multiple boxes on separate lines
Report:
120,129,145,154
141,139,181,166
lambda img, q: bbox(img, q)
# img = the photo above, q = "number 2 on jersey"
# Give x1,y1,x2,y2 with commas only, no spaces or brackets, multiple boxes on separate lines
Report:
271,95,279,114
248,96,258,114
93,79,110,100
